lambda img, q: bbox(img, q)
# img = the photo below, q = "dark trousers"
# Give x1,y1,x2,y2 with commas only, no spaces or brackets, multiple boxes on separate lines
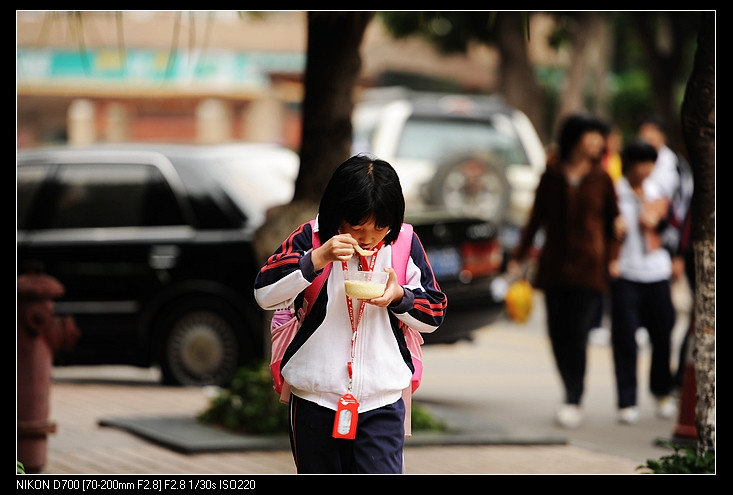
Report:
610,278,676,408
544,287,602,405
288,394,405,474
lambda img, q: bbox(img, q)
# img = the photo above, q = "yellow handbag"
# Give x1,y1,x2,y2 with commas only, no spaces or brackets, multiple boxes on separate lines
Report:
505,279,533,323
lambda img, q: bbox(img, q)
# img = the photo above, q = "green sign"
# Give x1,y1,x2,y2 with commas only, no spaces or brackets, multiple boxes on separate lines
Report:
17,48,305,89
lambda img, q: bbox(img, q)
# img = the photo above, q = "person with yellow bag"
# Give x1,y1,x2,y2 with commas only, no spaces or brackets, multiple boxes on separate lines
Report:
507,113,623,429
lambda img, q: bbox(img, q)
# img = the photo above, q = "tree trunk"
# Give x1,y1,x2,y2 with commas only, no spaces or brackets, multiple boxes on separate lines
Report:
495,12,548,144
295,11,374,203
680,11,715,457
633,12,691,154
253,12,374,264
553,12,611,131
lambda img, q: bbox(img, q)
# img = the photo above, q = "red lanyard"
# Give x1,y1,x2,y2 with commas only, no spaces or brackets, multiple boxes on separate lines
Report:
340,247,380,390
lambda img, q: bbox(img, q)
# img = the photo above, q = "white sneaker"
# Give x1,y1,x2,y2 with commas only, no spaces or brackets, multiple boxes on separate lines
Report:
556,404,583,429
618,406,640,425
657,396,677,419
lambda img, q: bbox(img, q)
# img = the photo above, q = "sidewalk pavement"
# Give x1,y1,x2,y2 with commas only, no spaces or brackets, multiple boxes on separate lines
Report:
39,377,646,475
32,286,694,476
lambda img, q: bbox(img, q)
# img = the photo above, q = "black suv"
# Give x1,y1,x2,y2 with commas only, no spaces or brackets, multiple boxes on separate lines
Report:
17,143,299,386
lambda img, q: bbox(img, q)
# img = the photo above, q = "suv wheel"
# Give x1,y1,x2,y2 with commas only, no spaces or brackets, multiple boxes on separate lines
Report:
158,299,242,387
428,153,510,221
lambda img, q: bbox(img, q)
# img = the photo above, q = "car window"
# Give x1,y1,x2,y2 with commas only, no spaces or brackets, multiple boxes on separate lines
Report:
395,116,530,166
46,164,184,229
172,158,247,229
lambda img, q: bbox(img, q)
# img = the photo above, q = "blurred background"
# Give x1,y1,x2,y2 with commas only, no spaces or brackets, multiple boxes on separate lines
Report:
17,11,700,151
16,10,715,475
16,9,709,385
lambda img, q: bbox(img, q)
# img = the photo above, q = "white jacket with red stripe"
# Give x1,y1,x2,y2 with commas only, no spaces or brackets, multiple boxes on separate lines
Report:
254,221,447,413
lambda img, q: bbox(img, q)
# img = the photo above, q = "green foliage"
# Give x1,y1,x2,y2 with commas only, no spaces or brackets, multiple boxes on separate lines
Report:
17,461,25,474
197,360,289,434
197,360,448,435
637,442,715,474
411,402,448,432
610,70,655,134
378,11,512,53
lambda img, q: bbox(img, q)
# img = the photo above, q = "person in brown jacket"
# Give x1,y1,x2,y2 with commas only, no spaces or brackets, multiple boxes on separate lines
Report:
509,113,621,428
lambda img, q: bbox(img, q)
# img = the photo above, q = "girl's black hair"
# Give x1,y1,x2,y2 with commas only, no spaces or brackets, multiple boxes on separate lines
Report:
621,139,658,176
557,113,611,161
317,153,405,245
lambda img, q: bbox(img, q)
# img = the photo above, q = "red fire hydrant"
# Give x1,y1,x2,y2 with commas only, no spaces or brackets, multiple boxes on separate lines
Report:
17,269,79,474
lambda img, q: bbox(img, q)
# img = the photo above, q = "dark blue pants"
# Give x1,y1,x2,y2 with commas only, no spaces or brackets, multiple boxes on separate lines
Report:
610,278,676,409
544,287,602,405
288,394,405,474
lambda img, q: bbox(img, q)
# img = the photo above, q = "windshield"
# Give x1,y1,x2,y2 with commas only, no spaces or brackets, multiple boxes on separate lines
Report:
395,116,530,166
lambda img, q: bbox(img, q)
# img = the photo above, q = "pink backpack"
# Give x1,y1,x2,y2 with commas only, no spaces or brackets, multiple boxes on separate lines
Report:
269,220,423,405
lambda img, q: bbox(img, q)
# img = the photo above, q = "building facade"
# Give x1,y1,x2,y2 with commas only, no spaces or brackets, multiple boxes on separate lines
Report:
17,11,503,149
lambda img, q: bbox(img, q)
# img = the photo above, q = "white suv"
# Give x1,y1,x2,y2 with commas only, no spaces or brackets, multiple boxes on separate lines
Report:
352,87,546,237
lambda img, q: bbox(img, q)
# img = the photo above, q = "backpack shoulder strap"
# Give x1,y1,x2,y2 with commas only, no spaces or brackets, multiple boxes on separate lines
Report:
392,223,424,399
391,223,413,285
303,220,330,313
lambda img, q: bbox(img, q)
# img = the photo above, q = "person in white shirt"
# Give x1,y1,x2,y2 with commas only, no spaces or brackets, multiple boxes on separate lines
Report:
609,140,677,425
637,115,695,392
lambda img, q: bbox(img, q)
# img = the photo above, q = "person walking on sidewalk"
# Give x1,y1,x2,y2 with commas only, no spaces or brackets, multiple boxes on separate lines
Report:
609,140,678,425
509,113,621,429
636,115,695,392
254,154,447,473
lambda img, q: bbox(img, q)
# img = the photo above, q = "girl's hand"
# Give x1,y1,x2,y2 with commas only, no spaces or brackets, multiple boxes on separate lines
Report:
640,209,660,230
640,198,669,230
365,268,404,307
311,234,358,271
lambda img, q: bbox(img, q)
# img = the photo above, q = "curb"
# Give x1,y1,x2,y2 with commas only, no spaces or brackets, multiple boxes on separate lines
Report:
99,415,567,455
